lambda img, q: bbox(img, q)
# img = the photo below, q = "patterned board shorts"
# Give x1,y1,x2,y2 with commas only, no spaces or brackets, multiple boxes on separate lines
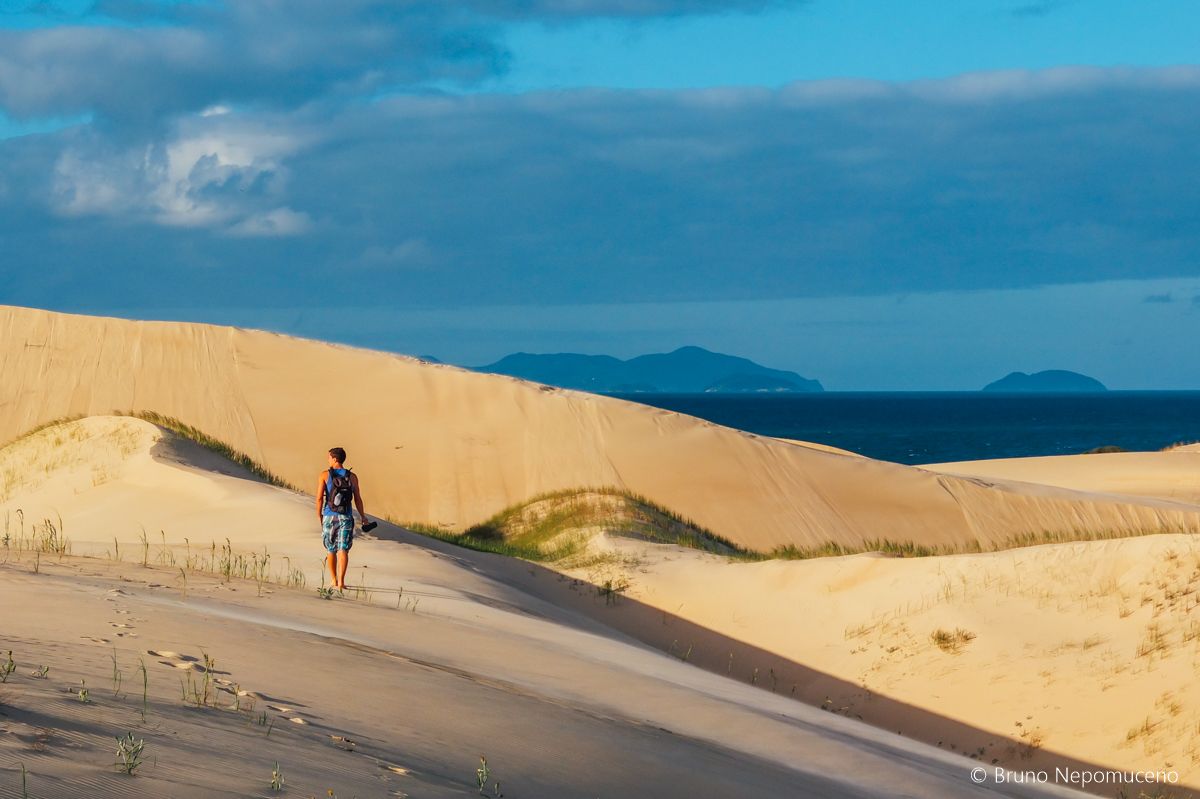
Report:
322,514,355,553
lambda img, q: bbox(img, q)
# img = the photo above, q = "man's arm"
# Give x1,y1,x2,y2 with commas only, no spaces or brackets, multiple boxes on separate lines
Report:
351,473,367,523
315,472,327,522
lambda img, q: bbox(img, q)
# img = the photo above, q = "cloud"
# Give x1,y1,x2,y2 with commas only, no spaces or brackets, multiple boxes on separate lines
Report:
1009,1,1071,18
0,2,503,121
358,240,436,270
48,113,312,236
0,1,797,122
226,208,311,238
4,67,1200,310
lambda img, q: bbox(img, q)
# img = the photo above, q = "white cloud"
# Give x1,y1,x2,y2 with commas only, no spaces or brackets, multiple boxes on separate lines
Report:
226,207,311,238
359,239,435,268
51,113,310,235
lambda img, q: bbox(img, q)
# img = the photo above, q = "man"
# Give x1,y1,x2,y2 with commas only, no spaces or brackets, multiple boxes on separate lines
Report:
316,447,368,591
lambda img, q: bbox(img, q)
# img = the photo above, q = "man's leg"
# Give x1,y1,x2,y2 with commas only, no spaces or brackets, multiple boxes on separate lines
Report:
336,550,349,589
326,551,337,588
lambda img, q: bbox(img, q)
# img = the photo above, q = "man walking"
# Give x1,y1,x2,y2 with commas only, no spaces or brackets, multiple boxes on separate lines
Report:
316,447,368,591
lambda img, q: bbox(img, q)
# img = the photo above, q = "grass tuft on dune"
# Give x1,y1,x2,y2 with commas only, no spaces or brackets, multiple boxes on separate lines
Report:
130,410,297,490
407,488,748,562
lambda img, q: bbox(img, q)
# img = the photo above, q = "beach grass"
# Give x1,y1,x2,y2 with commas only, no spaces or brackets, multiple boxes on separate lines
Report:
405,486,748,563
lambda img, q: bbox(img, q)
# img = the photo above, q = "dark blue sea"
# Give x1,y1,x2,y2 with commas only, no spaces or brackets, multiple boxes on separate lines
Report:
612,392,1200,465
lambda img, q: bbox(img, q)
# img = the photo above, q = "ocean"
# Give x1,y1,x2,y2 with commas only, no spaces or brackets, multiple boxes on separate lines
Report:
612,392,1200,465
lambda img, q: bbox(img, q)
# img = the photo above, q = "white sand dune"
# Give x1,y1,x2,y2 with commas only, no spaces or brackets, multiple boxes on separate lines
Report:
0,417,1089,798
3,305,1200,555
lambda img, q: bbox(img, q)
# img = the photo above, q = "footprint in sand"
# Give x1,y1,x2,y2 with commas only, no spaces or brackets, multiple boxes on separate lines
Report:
115,632,139,638
146,650,212,672
79,636,110,644
330,735,357,751
288,717,308,725
110,622,133,629
146,650,198,662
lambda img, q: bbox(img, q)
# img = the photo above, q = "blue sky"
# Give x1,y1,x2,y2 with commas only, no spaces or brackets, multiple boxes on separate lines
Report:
490,1,1200,91
1,1,1199,388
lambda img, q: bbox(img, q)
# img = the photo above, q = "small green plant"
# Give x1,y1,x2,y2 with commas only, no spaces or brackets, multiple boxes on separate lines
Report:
476,755,490,794
271,761,285,791
317,586,336,600
111,647,123,697
20,762,27,799
200,651,214,706
0,650,15,683
30,665,49,679
77,680,90,703
474,755,502,796
114,732,145,775
138,658,149,722
598,577,629,606
931,628,977,654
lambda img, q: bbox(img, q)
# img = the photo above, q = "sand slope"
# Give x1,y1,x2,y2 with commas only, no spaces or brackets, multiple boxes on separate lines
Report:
4,305,1200,554
926,451,1200,505
562,532,1200,789
0,417,1088,798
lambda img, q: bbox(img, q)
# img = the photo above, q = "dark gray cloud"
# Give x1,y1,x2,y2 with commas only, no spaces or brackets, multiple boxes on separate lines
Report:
0,1,797,122
0,2,504,121
4,67,1200,313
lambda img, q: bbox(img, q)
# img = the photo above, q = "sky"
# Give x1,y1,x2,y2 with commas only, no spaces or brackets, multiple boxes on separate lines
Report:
1,0,1198,389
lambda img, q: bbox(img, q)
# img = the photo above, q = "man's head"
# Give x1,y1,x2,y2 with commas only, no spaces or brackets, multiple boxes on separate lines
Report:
328,447,347,468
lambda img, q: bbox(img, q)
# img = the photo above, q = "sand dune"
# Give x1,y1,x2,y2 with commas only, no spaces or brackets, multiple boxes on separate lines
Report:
4,305,1200,555
0,416,1087,798
3,416,1195,793
926,451,1200,505
558,531,1200,788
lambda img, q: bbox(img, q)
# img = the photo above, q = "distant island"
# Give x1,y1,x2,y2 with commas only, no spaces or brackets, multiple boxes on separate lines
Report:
982,370,1107,393
474,346,823,394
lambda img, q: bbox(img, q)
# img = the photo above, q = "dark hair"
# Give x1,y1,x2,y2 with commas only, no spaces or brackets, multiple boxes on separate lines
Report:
328,447,347,464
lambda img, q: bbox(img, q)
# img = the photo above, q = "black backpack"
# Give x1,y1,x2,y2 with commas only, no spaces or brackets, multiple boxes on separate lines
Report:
326,469,354,514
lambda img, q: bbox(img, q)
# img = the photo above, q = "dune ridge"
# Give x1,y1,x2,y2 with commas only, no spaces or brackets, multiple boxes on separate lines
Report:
4,304,1200,553
927,451,1200,506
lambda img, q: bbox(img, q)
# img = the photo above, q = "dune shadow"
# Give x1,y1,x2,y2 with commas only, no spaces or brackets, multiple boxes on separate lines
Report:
364,520,1196,797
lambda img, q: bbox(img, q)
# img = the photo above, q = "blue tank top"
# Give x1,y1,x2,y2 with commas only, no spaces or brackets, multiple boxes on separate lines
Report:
323,468,352,517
